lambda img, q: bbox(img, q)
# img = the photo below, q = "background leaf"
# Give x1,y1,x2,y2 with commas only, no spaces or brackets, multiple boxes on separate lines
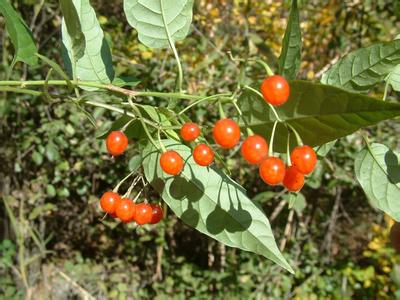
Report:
355,143,400,221
123,0,194,49
142,139,294,273
0,0,38,66
59,0,86,60
321,39,400,91
61,0,114,90
278,0,302,80
239,81,400,152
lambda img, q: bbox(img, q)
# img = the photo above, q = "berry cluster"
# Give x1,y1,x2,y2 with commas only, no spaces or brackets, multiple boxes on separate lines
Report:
158,75,317,193
100,191,163,225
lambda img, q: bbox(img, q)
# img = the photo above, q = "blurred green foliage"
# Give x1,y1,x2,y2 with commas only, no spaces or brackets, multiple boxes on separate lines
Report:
1,0,400,299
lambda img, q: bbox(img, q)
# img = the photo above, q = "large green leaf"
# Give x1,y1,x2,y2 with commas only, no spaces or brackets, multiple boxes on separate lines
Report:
278,0,302,80
321,39,400,91
355,143,400,221
61,0,114,90
0,0,38,66
59,0,86,59
239,81,400,152
142,140,294,273
123,0,194,49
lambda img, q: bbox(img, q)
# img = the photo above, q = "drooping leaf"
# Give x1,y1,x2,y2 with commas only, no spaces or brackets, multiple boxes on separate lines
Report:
355,143,400,221
123,0,194,49
321,39,400,91
61,0,114,90
142,139,294,274
59,0,86,59
278,0,302,80
239,81,400,152
387,64,400,92
0,0,38,65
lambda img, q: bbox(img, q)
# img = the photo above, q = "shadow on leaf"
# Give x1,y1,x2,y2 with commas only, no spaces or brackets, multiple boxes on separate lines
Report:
385,150,400,184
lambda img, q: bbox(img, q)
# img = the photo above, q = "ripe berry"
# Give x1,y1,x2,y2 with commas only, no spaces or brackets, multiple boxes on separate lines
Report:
259,157,286,185
106,131,128,156
241,135,269,165
260,75,290,106
283,166,305,192
180,123,200,142
390,223,400,253
160,150,184,175
213,119,241,149
100,191,121,214
115,198,136,223
291,145,317,175
193,144,214,166
150,204,163,224
135,203,153,225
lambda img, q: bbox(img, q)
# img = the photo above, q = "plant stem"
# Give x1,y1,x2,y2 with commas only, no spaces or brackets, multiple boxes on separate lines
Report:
0,87,42,96
286,123,303,146
269,121,279,156
113,171,138,193
175,94,231,118
243,85,282,122
0,80,201,100
286,132,292,166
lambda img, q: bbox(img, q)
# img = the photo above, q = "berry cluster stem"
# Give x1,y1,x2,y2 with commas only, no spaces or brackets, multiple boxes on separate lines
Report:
269,121,279,157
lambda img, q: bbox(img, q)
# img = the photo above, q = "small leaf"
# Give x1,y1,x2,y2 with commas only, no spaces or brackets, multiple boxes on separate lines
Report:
315,140,336,157
239,81,400,152
355,143,400,221
61,0,114,90
321,39,400,91
387,64,400,92
59,0,86,59
32,151,43,166
284,193,306,215
0,0,38,65
128,155,142,172
252,191,276,204
142,139,294,273
278,0,302,80
45,143,60,162
123,0,194,49
112,76,140,87
29,204,57,220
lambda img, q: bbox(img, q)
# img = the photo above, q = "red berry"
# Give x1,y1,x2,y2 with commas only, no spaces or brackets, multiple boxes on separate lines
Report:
100,191,121,214
241,135,269,165
213,119,241,149
135,203,153,225
283,166,305,192
180,123,200,142
150,204,163,224
106,131,128,156
160,150,184,175
115,198,136,223
193,144,214,166
259,157,286,185
291,145,317,175
260,75,290,106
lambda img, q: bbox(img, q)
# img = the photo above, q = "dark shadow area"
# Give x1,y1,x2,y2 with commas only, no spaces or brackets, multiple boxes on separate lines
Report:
385,150,400,184
101,38,115,81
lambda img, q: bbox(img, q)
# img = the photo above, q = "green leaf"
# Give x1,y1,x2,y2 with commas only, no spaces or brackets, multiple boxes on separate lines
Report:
112,76,140,87
138,105,179,140
128,155,142,172
387,64,400,92
123,0,194,49
29,204,57,220
142,139,294,273
321,39,400,91
59,0,86,59
239,81,400,152
61,0,114,90
284,193,306,215
278,0,302,80
315,140,336,157
355,143,400,221
0,0,38,65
